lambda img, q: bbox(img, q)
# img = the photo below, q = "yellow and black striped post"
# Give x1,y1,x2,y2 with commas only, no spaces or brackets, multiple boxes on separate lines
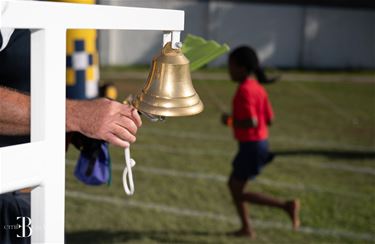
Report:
53,0,100,99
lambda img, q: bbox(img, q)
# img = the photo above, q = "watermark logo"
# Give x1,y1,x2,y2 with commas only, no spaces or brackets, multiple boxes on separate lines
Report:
16,217,32,238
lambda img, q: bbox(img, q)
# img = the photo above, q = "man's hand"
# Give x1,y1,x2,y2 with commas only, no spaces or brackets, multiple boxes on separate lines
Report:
67,98,142,148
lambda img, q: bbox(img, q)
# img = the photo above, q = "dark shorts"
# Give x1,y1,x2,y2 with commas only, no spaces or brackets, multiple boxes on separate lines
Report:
230,140,274,181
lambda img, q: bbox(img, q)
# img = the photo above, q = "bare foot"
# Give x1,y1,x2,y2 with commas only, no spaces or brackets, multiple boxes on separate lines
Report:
227,228,256,239
286,199,301,230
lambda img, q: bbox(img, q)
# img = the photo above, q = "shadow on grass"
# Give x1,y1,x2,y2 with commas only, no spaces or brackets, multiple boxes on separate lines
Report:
66,230,224,243
274,149,375,160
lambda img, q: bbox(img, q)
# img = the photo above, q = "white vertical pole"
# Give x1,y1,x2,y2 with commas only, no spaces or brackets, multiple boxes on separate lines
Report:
30,28,66,243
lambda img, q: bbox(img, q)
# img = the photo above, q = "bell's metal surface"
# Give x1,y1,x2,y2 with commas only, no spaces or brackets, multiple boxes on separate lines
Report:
132,42,204,117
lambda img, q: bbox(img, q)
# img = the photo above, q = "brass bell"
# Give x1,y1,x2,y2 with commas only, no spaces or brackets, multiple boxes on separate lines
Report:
132,42,204,117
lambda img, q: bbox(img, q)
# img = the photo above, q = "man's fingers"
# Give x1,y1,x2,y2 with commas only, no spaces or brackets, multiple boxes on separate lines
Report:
116,116,138,135
119,104,134,117
118,103,142,128
112,125,136,143
131,108,142,127
105,133,130,148
73,99,142,148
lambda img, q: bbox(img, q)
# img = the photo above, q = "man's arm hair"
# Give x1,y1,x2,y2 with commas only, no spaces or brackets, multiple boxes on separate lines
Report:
0,86,142,147
0,86,30,135
0,86,81,136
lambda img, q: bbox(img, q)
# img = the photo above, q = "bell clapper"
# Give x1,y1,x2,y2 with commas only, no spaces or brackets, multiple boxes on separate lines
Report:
141,111,166,122
124,96,166,122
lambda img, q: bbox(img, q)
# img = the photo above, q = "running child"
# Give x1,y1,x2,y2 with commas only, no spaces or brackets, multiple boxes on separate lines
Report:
222,46,300,238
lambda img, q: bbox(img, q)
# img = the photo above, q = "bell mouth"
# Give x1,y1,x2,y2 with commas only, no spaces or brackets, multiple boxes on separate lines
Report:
132,93,204,117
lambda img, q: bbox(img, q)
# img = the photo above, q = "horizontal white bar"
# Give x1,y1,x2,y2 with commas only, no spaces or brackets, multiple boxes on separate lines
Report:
0,142,47,193
0,177,41,194
1,0,184,31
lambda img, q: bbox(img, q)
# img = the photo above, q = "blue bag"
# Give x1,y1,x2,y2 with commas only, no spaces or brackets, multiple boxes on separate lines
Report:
74,141,112,185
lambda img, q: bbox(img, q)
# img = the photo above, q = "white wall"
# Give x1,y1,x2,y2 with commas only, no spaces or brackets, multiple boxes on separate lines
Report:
99,0,208,66
208,2,304,67
302,7,375,69
98,0,375,69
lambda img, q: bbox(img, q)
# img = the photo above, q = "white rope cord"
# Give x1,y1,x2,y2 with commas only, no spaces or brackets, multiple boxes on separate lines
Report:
121,95,162,196
123,147,136,195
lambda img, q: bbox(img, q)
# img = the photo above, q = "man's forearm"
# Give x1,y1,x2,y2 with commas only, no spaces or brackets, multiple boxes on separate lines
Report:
66,99,81,132
0,87,86,135
0,87,142,147
0,87,30,135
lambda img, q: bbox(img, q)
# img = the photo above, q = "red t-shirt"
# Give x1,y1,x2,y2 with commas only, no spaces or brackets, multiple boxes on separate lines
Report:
232,78,274,142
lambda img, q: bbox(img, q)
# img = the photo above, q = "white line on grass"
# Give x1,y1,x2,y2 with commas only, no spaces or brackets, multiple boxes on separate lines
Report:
271,136,375,152
140,127,375,152
293,82,359,125
133,165,368,199
316,162,375,176
131,143,375,176
66,160,369,198
66,190,375,242
134,144,230,156
200,82,229,112
141,127,230,141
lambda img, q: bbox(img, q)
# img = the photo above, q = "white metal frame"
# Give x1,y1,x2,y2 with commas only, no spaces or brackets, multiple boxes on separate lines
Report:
0,0,183,242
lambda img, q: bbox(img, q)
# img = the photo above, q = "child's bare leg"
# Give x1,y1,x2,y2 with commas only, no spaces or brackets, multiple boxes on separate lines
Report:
228,176,256,238
243,191,285,208
243,191,300,229
285,199,301,230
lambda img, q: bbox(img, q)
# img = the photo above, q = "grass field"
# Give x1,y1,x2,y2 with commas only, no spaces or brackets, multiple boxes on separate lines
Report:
65,72,375,243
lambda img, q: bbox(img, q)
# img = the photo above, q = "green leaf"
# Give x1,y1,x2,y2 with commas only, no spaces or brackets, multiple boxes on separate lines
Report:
182,34,230,71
